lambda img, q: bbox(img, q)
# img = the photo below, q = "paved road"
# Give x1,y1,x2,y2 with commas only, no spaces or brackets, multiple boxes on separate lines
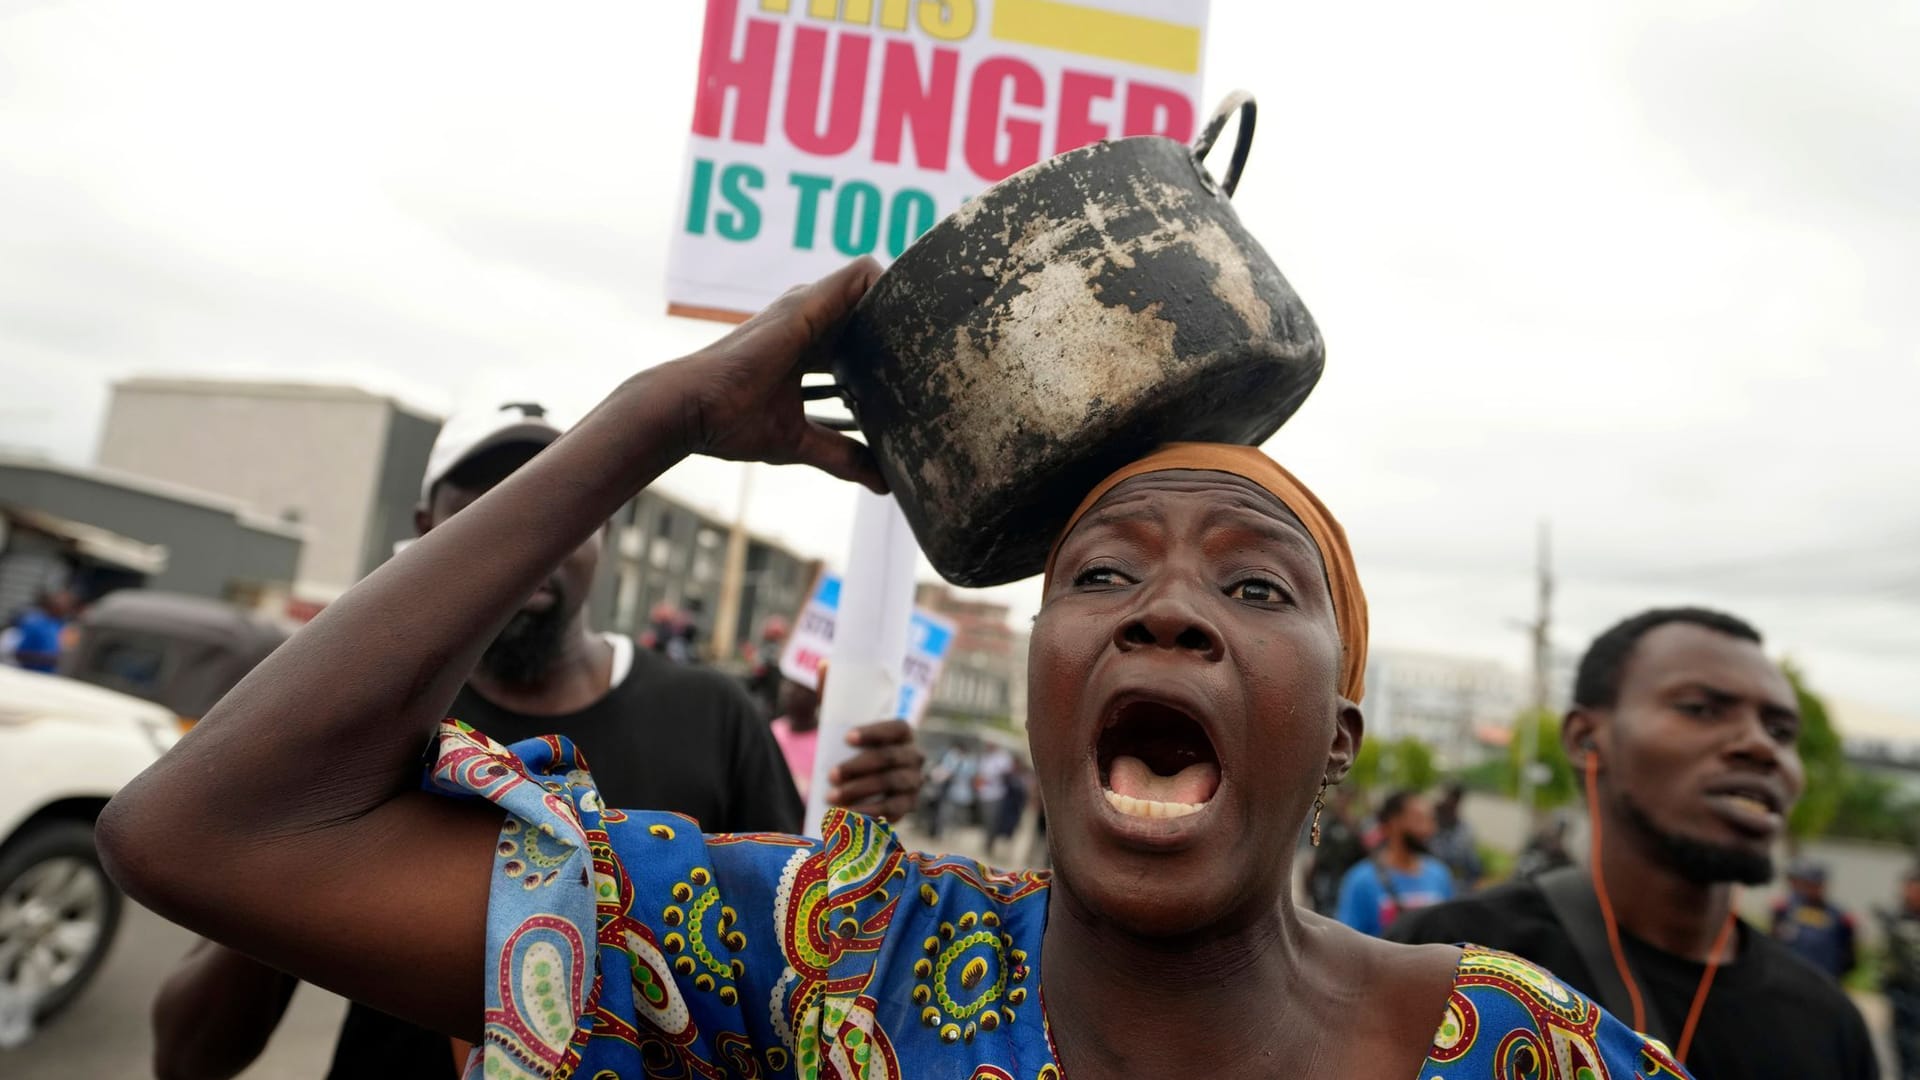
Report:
0,903,347,1080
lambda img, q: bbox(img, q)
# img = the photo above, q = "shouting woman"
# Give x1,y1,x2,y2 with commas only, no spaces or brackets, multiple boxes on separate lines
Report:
99,261,1686,1079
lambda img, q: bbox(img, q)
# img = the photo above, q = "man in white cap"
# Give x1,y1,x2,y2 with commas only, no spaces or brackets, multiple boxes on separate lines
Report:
151,401,925,1080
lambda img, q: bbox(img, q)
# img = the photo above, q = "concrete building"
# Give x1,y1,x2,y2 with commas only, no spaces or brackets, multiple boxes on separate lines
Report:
1007,629,1030,731
0,456,301,619
0,504,163,621
96,378,439,601
1362,648,1530,767
604,489,820,657
84,377,821,643
915,584,1019,725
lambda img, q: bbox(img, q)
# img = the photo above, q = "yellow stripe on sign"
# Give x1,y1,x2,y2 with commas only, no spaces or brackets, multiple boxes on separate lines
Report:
989,0,1201,74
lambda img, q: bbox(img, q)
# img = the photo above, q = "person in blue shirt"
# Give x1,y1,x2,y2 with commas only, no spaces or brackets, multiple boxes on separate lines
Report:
8,588,77,673
1338,788,1455,936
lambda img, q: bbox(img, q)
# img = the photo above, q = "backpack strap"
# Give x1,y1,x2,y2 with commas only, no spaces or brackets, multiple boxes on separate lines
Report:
1536,866,1672,1043
1371,854,1412,928
1371,854,1405,903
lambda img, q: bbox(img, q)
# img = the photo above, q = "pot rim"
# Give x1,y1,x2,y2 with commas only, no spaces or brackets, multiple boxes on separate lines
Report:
869,92,1257,292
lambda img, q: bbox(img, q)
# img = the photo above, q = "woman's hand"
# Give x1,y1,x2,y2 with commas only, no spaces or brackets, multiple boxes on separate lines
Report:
662,257,887,492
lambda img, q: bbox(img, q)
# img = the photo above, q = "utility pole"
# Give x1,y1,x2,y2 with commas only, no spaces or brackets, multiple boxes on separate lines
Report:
1517,519,1552,820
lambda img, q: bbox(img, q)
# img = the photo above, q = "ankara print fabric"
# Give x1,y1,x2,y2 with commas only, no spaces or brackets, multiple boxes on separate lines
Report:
426,721,1689,1080
1423,949,1691,1079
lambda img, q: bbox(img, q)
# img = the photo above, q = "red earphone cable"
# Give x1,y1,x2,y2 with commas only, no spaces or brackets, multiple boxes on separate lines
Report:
1675,903,1738,1062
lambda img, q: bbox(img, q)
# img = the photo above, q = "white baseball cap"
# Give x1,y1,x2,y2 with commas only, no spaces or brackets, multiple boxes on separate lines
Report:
421,401,569,504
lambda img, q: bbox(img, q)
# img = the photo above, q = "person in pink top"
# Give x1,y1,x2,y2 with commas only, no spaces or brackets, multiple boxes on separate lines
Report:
769,676,821,799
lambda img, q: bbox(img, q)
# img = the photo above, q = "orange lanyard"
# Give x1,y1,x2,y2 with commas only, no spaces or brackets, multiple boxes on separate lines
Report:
1584,754,1738,1064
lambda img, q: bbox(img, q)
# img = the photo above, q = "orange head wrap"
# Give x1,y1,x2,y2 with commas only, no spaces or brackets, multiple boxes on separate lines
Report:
1043,443,1369,702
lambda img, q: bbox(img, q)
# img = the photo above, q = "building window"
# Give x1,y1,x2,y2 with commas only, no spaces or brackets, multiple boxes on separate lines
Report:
614,569,642,632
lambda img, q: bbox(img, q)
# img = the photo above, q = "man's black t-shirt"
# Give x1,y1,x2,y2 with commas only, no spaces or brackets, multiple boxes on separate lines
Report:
448,647,803,830
326,646,803,1079
1389,878,1879,1079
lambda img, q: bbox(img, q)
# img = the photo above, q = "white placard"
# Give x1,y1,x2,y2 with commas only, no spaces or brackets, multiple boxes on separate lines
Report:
668,0,1213,321
802,490,925,836
780,572,956,725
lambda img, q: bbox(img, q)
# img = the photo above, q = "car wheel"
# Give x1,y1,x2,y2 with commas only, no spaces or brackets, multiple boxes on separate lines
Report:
0,819,124,1025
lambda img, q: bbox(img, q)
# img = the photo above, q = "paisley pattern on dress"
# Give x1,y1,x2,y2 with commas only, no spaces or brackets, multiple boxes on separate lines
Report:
429,722,1690,1080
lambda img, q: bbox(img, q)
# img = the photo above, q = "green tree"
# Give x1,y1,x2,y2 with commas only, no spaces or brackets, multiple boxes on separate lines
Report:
1781,661,1845,845
1829,769,1917,844
1350,736,1439,793
1506,708,1577,810
1387,738,1439,792
1350,736,1382,791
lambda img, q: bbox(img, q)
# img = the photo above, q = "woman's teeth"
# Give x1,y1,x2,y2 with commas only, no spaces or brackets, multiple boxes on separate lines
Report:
1103,789,1206,818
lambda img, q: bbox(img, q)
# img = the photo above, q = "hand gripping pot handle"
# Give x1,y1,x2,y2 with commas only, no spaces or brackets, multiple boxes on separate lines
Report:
801,381,858,431
1192,91,1257,197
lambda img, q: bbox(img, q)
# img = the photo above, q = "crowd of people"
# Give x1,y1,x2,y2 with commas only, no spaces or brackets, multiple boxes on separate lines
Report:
10,258,1898,1079
917,739,1033,856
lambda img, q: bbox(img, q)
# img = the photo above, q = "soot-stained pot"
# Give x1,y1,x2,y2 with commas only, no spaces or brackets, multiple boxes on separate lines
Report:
830,93,1325,587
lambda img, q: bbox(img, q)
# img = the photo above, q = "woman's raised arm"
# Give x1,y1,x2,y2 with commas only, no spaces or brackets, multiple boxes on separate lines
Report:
96,260,885,1039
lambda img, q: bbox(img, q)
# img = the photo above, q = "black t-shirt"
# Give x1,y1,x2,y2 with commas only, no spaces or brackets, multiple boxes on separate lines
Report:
446,648,803,830
326,648,803,1080
1388,878,1878,1079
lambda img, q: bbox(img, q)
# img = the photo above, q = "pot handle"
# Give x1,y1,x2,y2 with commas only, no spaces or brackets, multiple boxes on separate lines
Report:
802,381,860,431
1193,91,1256,198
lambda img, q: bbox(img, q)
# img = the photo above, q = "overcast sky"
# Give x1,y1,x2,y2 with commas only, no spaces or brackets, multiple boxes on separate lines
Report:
2,0,1915,730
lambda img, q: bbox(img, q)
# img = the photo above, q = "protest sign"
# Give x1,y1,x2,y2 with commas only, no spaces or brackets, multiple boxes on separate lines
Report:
797,491,922,836
668,0,1212,321
780,568,956,726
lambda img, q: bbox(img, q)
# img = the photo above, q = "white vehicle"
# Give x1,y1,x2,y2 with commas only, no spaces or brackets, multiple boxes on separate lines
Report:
0,665,179,1039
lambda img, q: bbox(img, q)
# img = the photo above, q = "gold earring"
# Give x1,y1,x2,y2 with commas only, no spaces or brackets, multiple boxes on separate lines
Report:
1311,781,1328,847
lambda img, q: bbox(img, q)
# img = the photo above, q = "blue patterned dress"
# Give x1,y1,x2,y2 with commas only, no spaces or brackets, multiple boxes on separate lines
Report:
428,722,1691,1080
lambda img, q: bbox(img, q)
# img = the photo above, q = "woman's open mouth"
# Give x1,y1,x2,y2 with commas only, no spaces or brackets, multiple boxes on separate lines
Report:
1096,698,1222,820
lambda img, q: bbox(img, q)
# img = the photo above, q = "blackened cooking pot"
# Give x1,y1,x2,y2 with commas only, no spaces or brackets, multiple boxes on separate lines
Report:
829,93,1325,587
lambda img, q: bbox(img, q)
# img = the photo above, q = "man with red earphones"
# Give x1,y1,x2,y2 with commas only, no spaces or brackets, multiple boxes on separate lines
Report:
1392,607,1877,1077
